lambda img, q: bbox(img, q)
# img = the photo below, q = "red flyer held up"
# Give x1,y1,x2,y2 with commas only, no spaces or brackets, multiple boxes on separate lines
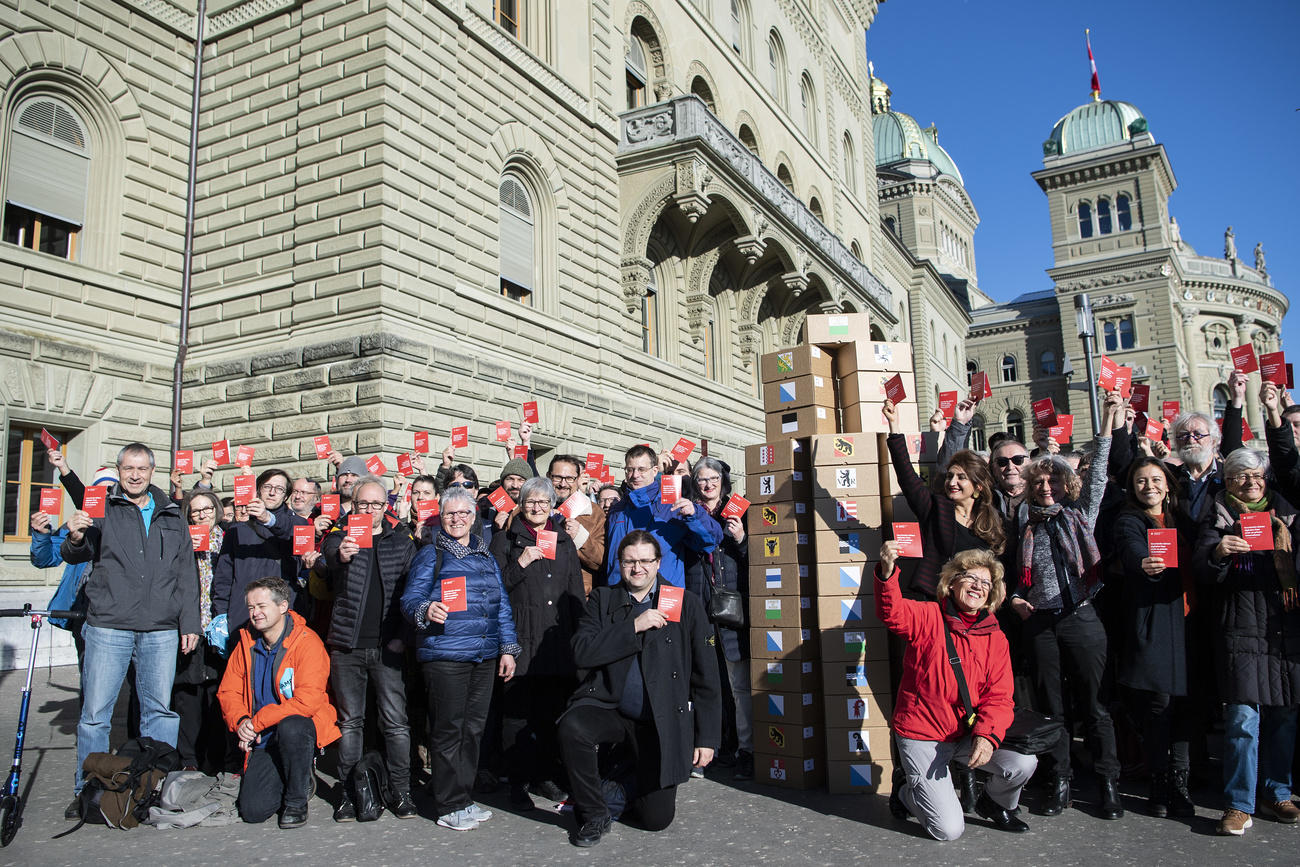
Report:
1113,366,1133,400
292,525,314,556
1161,401,1180,421
892,522,923,558
233,474,256,506
440,576,467,612
396,453,414,476
346,515,374,548
512,444,529,460
320,494,341,520
721,494,750,519
415,499,439,522
314,435,332,460
1147,529,1178,567
1239,512,1273,551
82,485,108,518
487,487,515,513
413,431,429,454
522,401,540,425
40,428,60,450
235,444,255,467
365,455,387,475
660,475,681,505
970,371,992,401
938,391,959,419
1047,414,1074,442
212,439,231,466
670,437,696,463
1130,384,1150,413
451,426,469,449
1032,398,1057,428
174,450,194,474
884,373,907,405
1143,416,1164,441
657,585,684,622
39,487,61,515
1260,351,1287,386
1230,343,1259,374
495,421,512,442
1096,355,1118,391
535,530,558,560
189,524,211,552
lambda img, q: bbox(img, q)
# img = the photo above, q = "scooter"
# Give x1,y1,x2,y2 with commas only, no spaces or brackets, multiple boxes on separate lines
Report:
0,604,82,846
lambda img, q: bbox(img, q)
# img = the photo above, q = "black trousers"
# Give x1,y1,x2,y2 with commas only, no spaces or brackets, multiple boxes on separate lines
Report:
422,658,495,816
1022,603,1120,779
502,674,574,788
237,715,316,822
557,704,678,831
330,646,411,793
1124,687,1192,775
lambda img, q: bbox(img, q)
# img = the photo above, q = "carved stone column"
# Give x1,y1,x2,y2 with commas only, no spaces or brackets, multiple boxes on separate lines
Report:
1237,317,1261,438
1180,307,1201,408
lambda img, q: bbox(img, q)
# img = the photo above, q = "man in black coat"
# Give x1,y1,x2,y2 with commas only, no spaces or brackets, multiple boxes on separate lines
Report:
557,530,720,848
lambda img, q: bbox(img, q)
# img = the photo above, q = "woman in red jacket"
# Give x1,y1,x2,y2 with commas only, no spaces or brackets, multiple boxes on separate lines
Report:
877,542,1036,840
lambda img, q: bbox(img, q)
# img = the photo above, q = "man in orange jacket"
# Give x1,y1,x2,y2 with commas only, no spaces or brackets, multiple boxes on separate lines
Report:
218,576,340,828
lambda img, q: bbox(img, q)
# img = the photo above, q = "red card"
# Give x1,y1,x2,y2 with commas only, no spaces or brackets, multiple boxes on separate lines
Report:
212,439,230,466
415,499,439,522
1143,416,1164,440
1231,344,1259,374
670,437,696,463
39,487,61,515
174,450,194,473
557,493,583,520
39,428,60,450
1096,355,1118,391
235,445,255,467
522,401,540,425
1147,529,1178,567
721,493,750,519
1130,384,1150,413
233,474,256,506
292,525,314,556
414,431,429,454
1239,512,1273,551
495,421,512,443
512,444,529,460
314,435,332,460
585,453,604,475
657,585,684,622
487,487,515,513
1161,401,1180,421
884,373,907,404
1113,367,1133,400
346,514,373,548
365,455,387,476
1288,364,1295,390
938,391,959,419
451,426,469,449
1032,398,1058,427
660,475,681,505
536,529,558,560
189,524,210,552
441,576,467,612
1047,414,1074,442
320,494,340,520
970,371,991,401
1242,419,1254,441
1260,351,1287,386
82,485,108,518
600,466,615,485
396,453,413,476
892,522,923,558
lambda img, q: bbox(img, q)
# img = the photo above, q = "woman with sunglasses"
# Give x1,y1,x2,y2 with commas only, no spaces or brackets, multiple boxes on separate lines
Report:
173,491,226,771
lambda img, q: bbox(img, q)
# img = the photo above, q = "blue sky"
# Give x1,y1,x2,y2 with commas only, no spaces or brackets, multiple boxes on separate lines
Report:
866,0,1300,352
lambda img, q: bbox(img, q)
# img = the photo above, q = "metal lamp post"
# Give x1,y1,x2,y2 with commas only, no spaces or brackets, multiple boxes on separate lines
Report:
1075,293,1102,437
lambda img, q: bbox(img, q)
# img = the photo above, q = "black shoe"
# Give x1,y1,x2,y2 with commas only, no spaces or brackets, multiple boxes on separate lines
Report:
532,779,568,802
510,784,535,811
333,795,356,823
1100,777,1124,820
1147,771,1169,818
1040,774,1071,816
888,767,910,821
734,750,754,782
953,767,977,813
975,792,1029,833
64,797,81,821
390,792,418,819
1168,769,1195,818
572,814,612,848
279,805,308,829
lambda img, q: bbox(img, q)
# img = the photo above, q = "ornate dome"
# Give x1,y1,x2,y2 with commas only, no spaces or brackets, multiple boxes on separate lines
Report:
874,109,964,185
1044,99,1149,157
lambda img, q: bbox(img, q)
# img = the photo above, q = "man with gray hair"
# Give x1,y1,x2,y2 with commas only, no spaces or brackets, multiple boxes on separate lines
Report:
1170,410,1225,524
61,442,200,817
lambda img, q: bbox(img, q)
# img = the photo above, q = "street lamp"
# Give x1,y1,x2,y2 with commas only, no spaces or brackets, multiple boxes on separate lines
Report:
1074,293,1102,436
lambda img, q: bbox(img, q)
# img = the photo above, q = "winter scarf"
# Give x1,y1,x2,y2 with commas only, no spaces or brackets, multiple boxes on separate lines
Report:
1018,501,1103,593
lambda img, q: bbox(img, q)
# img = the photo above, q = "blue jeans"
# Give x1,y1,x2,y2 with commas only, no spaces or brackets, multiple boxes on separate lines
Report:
76,625,181,792
1222,702,1298,813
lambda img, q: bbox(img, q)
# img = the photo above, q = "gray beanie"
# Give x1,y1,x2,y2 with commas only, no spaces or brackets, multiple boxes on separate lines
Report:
338,456,368,477
499,458,533,482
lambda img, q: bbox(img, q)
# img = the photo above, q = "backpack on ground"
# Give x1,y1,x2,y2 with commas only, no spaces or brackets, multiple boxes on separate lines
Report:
57,737,181,836
349,751,392,822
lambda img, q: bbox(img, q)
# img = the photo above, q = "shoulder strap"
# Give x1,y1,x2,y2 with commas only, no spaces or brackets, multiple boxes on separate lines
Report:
941,615,978,728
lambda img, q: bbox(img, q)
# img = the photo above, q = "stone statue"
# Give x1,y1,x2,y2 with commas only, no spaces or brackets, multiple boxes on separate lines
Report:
1224,226,1236,260
1254,242,1267,274
1169,216,1182,249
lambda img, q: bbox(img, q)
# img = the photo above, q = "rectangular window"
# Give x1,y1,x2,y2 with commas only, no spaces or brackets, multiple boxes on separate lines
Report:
703,319,716,380
494,0,520,38
4,424,73,543
2,203,77,260
642,289,658,356
500,279,532,306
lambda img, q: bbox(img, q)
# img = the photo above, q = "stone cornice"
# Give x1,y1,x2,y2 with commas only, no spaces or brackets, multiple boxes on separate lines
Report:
1032,143,1175,194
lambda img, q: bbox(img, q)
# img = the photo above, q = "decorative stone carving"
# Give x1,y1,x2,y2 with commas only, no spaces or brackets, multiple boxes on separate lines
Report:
620,256,653,314
733,235,766,264
674,158,710,223
1054,267,1168,294
625,110,675,144
738,323,761,367
779,271,809,299
686,293,710,344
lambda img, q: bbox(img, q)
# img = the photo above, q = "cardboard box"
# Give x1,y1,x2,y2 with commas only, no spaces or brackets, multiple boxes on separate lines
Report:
813,528,883,563
748,595,815,630
746,469,812,504
822,659,893,699
760,345,833,384
812,463,880,499
811,495,884,534
750,626,819,661
815,561,876,597
826,758,894,795
821,625,891,662
752,690,822,726
826,724,893,763
879,460,922,495
808,432,879,466
751,562,814,597
817,593,874,630
878,431,925,462
805,312,872,346
839,369,917,407
822,686,894,727
744,439,809,475
755,753,825,789
762,373,835,412
842,401,920,435
833,341,914,374
758,721,825,758
881,492,918,523
750,658,820,692
751,500,813,534
748,531,812,566
764,405,836,441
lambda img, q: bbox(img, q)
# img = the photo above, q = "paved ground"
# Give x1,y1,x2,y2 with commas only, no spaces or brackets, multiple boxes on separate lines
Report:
0,663,1297,866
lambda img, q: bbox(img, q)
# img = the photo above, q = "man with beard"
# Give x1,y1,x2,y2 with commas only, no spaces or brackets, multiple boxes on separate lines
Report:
1168,411,1224,525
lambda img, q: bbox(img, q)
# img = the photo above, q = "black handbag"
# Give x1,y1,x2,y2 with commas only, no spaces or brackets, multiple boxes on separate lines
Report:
705,555,745,629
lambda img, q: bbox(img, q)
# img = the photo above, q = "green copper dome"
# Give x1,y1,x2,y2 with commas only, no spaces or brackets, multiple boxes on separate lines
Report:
874,109,964,185
1044,99,1148,157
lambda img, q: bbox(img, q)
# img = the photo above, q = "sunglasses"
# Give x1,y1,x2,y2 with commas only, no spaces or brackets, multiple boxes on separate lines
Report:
994,455,1029,469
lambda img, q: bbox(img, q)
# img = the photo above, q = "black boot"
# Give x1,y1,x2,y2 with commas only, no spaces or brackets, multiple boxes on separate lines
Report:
1100,777,1124,820
952,767,977,813
1147,772,1169,818
1167,769,1195,818
888,767,910,821
1040,773,1070,816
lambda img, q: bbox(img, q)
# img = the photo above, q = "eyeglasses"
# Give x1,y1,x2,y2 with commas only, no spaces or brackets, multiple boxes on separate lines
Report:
449,481,476,489
523,499,551,509
1176,430,1211,443
1230,473,1266,485
353,500,387,512
548,474,578,483
994,455,1028,469
190,506,215,517
954,572,993,589
260,484,287,495
443,509,474,522
623,558,660,570
624,465,656,476
695,475,721,485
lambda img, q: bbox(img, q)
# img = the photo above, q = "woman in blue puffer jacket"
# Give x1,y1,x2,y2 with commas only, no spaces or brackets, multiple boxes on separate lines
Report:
401,486,522,832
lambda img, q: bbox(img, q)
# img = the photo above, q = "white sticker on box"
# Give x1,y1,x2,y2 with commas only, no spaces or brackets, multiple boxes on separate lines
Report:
816,407,827,419
836,467,857,489
848,731,869,753
814,375,824,388
759,475,775,496
873,343,894,364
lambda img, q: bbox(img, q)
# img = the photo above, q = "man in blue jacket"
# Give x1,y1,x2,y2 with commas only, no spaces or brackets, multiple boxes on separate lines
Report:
603,445,721,587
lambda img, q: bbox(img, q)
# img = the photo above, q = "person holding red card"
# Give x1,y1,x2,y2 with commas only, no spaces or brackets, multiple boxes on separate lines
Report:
487,476,585,810
1195,447,1300,836
546,455,608,595
1006,391,1122,820
557,531,721,847
1111,458,1196,819
400,486,521,831
320,476,419,821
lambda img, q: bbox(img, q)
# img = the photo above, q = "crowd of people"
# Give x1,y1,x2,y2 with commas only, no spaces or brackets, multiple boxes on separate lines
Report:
25,368,1300,844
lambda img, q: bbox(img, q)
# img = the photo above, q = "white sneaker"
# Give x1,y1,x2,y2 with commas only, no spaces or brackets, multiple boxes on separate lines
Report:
436,809,479,831
465,803,494,822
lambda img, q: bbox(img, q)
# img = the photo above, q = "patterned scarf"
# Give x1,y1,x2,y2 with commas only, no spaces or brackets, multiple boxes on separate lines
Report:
435,530,489,558
1226,491,1299,610
194,524,222,631
1018,501,1103,592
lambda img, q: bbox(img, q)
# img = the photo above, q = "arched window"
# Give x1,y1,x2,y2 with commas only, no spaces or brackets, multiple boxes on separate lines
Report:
884,216,896,235
942,334,949,367
799,72,818,145
1097,198,1113,234
738,124,759,157
3,96,90,260
869,323,885,341
690,76,716,113
1118,316,1135,349
850,240,862,261
1078,201,1093,239
1006,411,1025,445
642,266,660,357
777,163,794,194
1040,350,1057,375
1205,322,1230,355
1103,321,1117,352
626,35,649,109
767,30,788,108
730,0,751,62
1001,354,1017,383
897,301,907,340
498,173,534,304
1116,194,1132,231
966,360,977,386
842,132,856,193
809,196,823,221
1212,385,1229,421
970,414,987,452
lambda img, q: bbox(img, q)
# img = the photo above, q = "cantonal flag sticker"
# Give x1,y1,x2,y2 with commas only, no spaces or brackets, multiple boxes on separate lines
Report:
849,764,874,787
765,662,783,685
766,568,782,589
841,599,863,622
768,695,785,717
778,382,797,403
765,599,783,621
766,630,783,652
839,566,861,588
